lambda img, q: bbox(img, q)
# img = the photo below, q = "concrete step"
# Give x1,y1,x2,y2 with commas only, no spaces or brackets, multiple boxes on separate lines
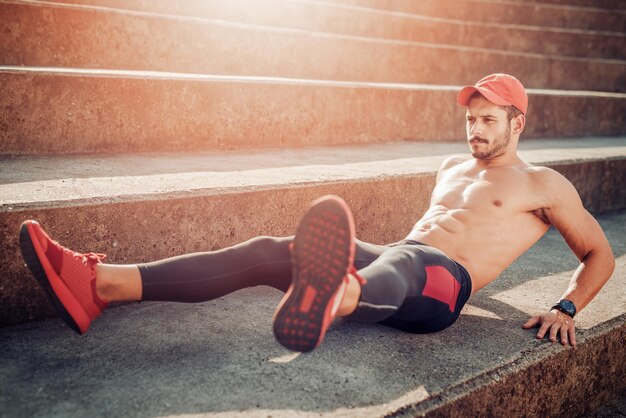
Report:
1,137,625,326
26,0,626,60
44,0,626,33
328,0,626,33
504,0,626,11
0,145,625,417
2,67,626,155
3,2,625,92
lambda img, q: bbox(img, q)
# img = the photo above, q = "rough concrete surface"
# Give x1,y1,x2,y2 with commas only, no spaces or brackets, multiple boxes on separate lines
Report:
3,1,625,92
31,0,626,59
1,67,626,154
518,0,625,10
330,0,626,32
0,210,624,417
47,0,626,32
591,388,626,418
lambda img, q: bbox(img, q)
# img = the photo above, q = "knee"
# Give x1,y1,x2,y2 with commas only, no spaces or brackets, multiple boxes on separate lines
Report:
245,236,291,263
245,236,292,292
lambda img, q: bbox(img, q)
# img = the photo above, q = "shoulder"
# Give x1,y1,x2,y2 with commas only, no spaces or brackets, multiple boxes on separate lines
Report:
525,165,609,261
436,154,470,182
525,165,581,209
439,154,471,171
526,165,572,190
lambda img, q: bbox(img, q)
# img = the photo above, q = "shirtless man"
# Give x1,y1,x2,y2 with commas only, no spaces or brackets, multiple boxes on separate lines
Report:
19,73,615,353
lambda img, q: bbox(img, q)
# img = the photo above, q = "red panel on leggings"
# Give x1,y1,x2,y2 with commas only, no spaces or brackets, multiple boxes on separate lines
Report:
422,266,460,312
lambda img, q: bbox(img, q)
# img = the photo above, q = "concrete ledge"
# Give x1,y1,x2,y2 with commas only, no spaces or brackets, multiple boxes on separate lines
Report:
1,140,625,326
6,0,625,60
2,141,626,211
2,68,626,154
2,1,625,91
395,315,626,417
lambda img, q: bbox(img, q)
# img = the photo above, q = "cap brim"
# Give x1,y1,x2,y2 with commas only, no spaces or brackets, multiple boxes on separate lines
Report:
457,86,512,107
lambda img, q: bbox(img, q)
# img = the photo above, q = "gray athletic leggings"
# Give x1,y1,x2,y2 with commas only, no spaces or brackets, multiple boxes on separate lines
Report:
139,236,472,334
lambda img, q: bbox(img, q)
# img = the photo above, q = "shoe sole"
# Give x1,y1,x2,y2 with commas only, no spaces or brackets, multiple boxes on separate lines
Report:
273,196,355,352
19,222,84,335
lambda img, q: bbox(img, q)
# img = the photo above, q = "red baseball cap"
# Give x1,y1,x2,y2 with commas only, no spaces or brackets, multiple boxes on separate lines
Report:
457,73,528,115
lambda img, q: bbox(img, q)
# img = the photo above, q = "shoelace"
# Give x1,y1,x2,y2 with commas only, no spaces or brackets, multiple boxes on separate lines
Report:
77,252,107,267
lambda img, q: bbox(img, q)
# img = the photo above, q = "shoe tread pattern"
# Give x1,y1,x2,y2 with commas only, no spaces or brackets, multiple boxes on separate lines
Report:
273,198,353,352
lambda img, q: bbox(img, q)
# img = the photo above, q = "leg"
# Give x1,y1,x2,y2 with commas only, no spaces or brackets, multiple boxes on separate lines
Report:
20,220,293,334
96,236,292,303
271,195,400,351
273,196,376,351
345,243,472,333
96,265,142,302
136,236,293,303
98,236,387,304
336,239,391,315
19,216,388,335
345,245,422,321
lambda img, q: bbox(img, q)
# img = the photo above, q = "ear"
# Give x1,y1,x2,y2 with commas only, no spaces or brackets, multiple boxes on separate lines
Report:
512,114,525,134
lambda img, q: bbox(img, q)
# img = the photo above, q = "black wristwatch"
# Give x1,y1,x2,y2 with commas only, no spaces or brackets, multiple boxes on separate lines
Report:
551,299,577,318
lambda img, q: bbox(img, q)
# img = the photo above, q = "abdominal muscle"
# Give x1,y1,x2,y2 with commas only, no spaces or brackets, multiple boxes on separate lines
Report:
405,205,550,293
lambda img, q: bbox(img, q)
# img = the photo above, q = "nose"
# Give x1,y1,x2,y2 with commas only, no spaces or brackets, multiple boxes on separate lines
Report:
469,120,482,137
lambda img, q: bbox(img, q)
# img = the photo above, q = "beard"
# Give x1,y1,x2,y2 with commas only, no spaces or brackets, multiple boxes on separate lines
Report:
469,123,512,160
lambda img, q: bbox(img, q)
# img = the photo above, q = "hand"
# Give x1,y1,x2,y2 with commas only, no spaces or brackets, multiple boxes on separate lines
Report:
522,310,577,346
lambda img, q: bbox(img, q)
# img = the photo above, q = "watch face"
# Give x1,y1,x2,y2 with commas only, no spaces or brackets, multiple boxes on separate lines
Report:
560,299,576,315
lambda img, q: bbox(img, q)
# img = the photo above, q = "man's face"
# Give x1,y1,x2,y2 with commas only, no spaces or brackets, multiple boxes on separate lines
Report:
465,95,512,160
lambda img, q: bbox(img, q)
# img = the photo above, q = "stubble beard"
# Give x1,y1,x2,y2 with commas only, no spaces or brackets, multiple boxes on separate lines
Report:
470,123,512,160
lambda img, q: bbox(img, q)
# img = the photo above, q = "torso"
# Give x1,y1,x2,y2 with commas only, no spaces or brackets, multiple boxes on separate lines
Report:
406,157,551,293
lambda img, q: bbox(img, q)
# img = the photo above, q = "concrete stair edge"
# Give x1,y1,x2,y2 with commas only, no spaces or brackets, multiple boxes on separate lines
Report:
2,144,626,210
391,314,626,417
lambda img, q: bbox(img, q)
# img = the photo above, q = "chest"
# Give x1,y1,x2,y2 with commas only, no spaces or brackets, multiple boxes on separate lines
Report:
432,167,538,212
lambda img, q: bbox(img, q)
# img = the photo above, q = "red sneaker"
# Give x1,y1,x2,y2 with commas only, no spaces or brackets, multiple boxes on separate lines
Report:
19,220,107,334
273,195,366,352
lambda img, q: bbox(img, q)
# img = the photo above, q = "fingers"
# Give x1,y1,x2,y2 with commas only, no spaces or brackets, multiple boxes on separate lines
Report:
537,321,551,340
549,322,561,343
522,315,541,329
559,323,570,345
562,317,577,346
525,312,576,347
568,323,577,346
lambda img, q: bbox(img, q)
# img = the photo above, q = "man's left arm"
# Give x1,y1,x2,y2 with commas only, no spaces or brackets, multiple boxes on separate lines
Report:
522,170,615,346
